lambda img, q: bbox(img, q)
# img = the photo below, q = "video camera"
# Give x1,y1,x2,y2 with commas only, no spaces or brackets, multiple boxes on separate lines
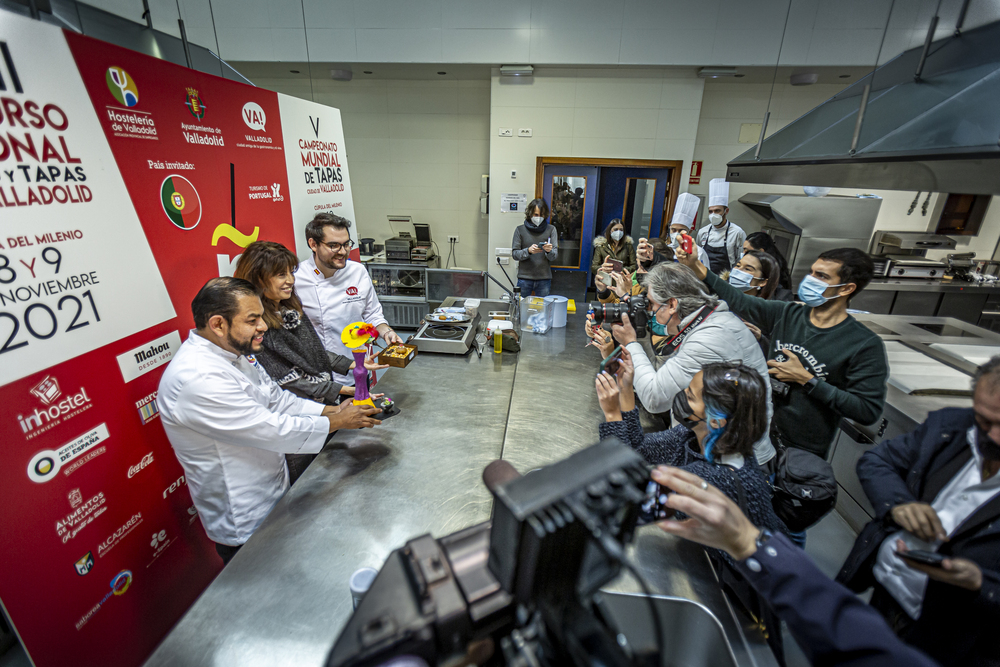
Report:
589,295,650,339
326,440,660,667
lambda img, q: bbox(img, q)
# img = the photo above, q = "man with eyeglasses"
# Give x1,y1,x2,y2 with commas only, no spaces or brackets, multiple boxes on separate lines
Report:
295,213,403,386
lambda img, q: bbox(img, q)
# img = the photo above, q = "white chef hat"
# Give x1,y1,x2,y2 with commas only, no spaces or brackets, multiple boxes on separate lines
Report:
670,192,700,230
708,178,730,208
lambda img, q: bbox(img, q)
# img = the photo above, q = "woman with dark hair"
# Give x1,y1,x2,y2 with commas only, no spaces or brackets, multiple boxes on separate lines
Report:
743,231,792,292
596,355,786,543
235,241,387,481
591,218,636,278
597,355,790,661
511,197,558,296
729,250,788,302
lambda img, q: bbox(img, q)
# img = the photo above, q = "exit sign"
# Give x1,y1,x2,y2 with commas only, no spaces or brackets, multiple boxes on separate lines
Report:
689,160,703,185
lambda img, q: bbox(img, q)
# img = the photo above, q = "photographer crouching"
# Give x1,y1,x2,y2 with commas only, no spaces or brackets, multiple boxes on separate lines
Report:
588,262,776,467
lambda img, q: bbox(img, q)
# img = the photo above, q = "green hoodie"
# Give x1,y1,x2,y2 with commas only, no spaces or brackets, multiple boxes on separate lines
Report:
704,270,888,457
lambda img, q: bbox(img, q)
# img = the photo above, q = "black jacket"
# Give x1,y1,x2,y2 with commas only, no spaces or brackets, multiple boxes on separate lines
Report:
836,407,1000,667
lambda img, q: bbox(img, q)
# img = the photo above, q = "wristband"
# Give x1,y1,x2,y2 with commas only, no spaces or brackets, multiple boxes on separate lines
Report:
804,377,819,393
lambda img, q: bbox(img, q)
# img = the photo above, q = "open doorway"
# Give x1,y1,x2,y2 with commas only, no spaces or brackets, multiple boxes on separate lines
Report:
534,157,683,299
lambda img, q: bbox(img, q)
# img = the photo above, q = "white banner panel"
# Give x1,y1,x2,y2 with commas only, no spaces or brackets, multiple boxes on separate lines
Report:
0,12,175,386
276,94,357,258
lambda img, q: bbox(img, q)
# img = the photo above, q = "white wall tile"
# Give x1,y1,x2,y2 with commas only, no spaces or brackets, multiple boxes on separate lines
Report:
355,29,443,62
458,87,492,115
532,0,625,31
710,30,783,65
441,29,531,63
572,108,660,139
655,108,701,139
715,0,791,31
574,77,662,109
390,138,459,164
341,112,390,138
211,0,269,28
622,0,720,32
216,28,274,61
345,137,391,163
266,0,306,28
388,113,460,140
387,82,458,114
660,79,706,110
441,0,532,29
391,162,459,188
529,29,624,65
806,29,885,66
570,137,655,159
304,29,359,61
492,75,578,108
619,29,715,65
653,139,695,160
459,115,491,140
814,0,893,30
313,83,387,114
302,0,356,28
459,139,490,164
354,0,443,29
271,29,310,61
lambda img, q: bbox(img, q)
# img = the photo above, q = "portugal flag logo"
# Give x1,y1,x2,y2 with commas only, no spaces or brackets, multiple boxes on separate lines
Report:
160,175,202,230
185,87,206,119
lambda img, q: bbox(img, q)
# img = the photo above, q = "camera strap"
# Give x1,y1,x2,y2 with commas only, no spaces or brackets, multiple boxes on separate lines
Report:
662,305,718,353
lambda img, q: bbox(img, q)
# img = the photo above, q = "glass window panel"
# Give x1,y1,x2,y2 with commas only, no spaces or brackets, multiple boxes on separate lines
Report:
623,178,657,240
550,176,586,268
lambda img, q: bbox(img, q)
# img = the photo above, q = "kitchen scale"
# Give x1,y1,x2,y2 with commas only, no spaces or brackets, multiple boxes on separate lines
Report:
411,297,511,355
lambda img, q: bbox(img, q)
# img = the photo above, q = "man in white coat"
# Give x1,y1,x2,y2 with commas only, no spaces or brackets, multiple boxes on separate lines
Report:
696,179,746,275
610,263,775,467
668,192,711,268
158,277,381,564
295,213,404,386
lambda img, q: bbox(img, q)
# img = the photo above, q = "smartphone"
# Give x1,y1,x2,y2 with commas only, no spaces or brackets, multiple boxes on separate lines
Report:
680,233,694,255
609,259,624,273
897,549,945,567
599,346,623,375
638,481,676,524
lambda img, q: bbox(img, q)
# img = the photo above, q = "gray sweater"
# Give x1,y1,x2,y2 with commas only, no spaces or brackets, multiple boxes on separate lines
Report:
511,223,558,279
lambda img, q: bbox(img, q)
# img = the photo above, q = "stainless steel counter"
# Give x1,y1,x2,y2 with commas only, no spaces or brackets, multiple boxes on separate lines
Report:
144,316,774,667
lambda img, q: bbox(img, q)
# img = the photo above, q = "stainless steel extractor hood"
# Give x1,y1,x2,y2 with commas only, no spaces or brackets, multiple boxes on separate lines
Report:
740,193,882,286
727,19,1000,195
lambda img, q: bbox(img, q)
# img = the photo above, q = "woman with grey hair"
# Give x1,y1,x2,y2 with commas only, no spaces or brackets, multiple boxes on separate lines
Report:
610,262,776,466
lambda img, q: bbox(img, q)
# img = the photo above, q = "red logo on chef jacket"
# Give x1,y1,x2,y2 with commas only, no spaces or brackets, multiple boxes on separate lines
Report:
346,286,358,296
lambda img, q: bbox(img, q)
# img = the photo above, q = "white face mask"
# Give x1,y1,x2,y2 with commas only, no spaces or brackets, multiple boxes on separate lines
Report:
709,213,724,226
611,229,623,241
531,216,544,225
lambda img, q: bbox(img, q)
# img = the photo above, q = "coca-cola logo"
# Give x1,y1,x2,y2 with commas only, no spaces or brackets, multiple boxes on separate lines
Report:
346,286,358,296
127,452,154,478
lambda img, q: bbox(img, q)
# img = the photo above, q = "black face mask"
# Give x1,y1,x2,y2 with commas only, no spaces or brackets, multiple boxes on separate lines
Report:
977,427,1000,462
671,391,702,430
640,257,654,271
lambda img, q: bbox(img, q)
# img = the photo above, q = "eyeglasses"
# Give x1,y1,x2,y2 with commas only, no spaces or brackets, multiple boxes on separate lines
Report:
322,240,355,252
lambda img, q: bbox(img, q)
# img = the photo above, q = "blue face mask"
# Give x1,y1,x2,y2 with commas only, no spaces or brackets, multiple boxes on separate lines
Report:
647,302,669,336
798,274,845,307
728,267,757,291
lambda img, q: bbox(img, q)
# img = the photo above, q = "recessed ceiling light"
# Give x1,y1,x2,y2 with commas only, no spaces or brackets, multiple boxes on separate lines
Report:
839,74,851,78
290,70,300,74
364,70,373,74
734,74,745,78
437,71,447,75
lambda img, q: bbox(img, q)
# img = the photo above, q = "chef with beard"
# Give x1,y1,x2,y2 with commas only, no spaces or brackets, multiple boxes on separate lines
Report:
696,179,746,274
157,277,374,564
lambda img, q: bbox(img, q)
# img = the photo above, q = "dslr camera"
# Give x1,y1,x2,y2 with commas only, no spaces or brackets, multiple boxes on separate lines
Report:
589,295,649,339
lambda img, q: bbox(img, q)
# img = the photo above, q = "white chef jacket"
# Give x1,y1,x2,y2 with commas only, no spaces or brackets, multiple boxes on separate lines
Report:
696,220,747,269
158,331,329,546
873,426,1000,618
295,256,388,385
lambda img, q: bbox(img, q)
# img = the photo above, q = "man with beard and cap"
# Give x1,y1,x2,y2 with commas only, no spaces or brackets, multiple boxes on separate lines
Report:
158,278,380,564
668,192,711,268
696,179,746,275
837,355,1000,667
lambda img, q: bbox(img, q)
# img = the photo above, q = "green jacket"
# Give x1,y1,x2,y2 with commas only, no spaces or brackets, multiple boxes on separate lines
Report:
591,236,637,275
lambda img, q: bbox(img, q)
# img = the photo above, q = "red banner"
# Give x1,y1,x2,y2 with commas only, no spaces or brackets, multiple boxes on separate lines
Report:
0,12,356,667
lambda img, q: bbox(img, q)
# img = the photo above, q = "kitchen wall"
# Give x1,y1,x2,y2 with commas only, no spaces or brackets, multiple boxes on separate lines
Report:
689,79,1000,263
250,73,491,269
486,67,705,296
